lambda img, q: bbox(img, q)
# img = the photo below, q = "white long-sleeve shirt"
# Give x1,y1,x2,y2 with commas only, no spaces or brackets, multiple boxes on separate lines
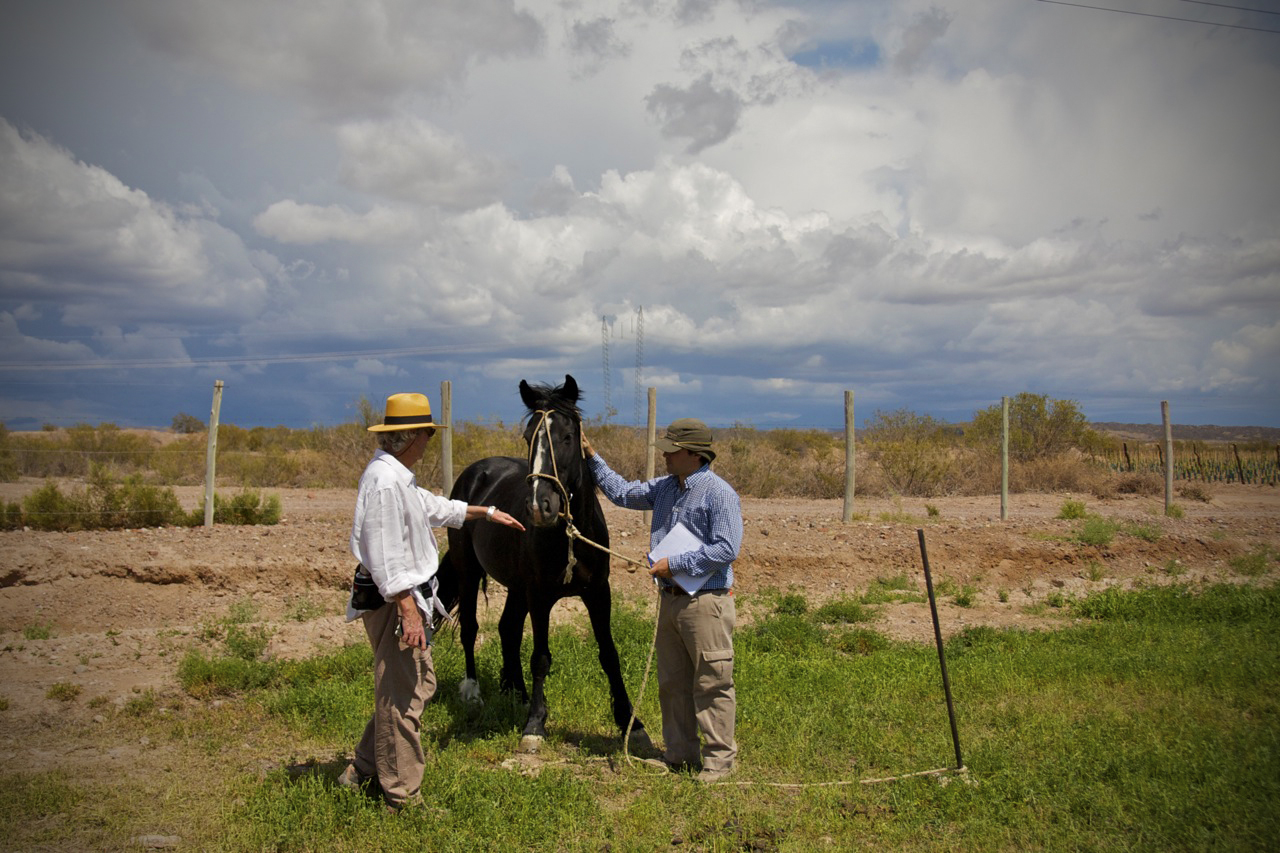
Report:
348,449,466,621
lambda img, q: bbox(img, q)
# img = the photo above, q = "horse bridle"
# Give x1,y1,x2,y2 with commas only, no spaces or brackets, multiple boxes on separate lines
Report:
525,408,648,582
525,408,582,522
525,408,586,582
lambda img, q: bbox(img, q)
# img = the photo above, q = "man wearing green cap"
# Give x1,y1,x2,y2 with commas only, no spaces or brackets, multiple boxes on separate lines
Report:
583,418,743,783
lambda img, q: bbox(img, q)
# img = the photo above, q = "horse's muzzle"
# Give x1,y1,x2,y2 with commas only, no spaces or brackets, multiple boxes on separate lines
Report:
528,494,564,528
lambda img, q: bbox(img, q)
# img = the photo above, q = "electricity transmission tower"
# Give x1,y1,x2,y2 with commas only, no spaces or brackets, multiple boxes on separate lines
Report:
600,316,612,423
633,306,644,427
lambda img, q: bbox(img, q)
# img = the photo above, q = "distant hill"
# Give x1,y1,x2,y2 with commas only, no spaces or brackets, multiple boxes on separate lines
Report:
1093,423,1280,443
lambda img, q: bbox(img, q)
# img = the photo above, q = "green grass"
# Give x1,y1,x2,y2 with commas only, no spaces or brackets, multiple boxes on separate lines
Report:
6,582,1280,850
1230,545,1278,578
22,621,52,640
862,573,923,605
1057,498,1088,519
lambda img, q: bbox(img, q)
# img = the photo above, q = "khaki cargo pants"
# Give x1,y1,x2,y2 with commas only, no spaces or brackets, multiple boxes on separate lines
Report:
655,588,737,773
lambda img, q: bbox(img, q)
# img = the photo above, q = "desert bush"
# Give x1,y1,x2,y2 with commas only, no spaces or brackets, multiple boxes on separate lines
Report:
171,412,204,434
189,490,282,526
861,409,957,496
22,481,93,531
1229,546,1277,578
717,429,844,499
1177,482,1215,503
220,450,307,487
46,682,81,702
0,500,22,530
1058,499,1088,520
1113,472,1164,496
21,470,186,531
968,392,1092,461
1077,516,1120,546
0,424,17,482
1012,453,1110,494
149,439,206,484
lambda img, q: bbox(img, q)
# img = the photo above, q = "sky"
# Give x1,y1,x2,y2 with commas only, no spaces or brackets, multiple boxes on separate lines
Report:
1,0,1278,433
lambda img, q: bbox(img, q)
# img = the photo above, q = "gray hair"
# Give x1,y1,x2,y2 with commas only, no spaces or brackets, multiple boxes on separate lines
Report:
377,427,428,456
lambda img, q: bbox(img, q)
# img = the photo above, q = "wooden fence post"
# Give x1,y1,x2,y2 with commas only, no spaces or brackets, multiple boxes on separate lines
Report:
843,391,855,522
441,380,453,495
203,380,224,528
1161,401,1173,514
1000,396,1009,521
643,387,656,531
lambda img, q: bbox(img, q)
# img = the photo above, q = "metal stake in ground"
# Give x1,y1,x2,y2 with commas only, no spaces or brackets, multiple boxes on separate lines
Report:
918,528,964,771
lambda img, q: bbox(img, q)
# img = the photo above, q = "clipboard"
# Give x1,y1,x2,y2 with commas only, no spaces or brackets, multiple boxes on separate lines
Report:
649,522,712,594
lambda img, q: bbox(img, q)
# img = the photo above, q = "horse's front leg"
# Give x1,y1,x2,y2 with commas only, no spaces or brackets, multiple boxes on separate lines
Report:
497,593,530,702
519,602,553,752
457,562,484,706
583,583,652,753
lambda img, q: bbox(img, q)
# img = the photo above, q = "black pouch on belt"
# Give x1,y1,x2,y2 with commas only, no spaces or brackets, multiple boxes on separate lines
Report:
350,564,386,611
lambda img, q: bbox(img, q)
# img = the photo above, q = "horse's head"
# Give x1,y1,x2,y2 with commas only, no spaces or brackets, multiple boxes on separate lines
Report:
520,374,585,528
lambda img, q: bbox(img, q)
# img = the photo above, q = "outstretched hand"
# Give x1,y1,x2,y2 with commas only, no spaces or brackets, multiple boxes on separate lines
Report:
581,432,595,457
488,508,526,532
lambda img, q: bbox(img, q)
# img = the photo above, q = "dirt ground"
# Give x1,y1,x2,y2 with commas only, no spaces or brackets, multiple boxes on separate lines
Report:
1,480,1276,727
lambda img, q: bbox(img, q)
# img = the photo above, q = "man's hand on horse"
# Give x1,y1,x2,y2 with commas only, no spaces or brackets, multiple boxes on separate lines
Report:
580,433,595,457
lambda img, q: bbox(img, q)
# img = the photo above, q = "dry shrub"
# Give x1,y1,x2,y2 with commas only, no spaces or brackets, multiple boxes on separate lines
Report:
1177,482,1215,503
1011,453,1110,494
1113,471,1164,496
583,423,648,481
715,428,845,498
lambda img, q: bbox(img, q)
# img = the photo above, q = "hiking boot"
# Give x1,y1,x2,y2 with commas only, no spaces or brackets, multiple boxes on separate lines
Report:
336,763,371,790
696,765,734,784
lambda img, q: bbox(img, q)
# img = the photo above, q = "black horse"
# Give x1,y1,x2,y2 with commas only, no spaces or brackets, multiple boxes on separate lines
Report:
443,375,649,752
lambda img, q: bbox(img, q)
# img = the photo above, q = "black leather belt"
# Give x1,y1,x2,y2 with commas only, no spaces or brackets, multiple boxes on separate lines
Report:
660,586,729,596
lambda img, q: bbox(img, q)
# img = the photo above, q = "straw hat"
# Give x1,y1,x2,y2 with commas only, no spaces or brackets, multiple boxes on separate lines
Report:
367,393,448,432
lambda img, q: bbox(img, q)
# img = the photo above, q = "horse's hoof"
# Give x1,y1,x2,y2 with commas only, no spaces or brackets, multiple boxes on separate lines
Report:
518,734,543,754
459,678,483,706
627,728,655,754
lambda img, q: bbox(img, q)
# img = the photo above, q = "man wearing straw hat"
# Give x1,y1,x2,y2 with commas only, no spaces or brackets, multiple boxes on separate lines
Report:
583,419,743,784
338,392,524,811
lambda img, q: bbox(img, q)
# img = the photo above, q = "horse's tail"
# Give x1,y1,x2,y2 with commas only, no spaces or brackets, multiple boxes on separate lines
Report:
434,549,462,630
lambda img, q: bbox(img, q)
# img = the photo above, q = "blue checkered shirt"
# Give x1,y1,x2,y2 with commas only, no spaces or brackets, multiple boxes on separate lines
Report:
588,454,742,591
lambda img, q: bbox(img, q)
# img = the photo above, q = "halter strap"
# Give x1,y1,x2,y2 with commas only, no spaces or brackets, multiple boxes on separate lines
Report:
525,408,587,583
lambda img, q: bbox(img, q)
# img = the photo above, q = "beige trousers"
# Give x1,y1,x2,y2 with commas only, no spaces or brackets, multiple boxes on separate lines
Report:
656,588,737,772
352,603,436,808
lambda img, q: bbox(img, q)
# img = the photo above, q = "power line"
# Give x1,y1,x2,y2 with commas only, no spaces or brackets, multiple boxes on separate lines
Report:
1175,0,1280,16
0,340,502,371
1034,0,1280,33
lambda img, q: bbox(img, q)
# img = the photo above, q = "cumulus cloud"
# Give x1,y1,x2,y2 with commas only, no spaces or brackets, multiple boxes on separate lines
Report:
565,16,631,76
124,0,543,118
2,0,1279,428
337,117,510,210
0,120,270,329
646,74,744,153
254,200,422,245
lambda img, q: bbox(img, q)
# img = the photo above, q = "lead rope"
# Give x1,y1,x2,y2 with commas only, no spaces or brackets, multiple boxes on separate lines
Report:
526,410,577,583
563,520,662,770
529,426,962,785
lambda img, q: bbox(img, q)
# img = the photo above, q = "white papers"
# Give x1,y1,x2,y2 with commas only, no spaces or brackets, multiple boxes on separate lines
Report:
649,522,712,594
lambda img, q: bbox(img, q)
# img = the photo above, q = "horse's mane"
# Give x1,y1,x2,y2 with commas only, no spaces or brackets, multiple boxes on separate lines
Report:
520,381,582,425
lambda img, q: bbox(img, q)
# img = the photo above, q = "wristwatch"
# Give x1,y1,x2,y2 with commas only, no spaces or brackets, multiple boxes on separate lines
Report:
486,505,497,520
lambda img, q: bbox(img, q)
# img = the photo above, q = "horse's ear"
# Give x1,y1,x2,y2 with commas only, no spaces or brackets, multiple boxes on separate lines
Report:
562,374,580,402
519,380,538,409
